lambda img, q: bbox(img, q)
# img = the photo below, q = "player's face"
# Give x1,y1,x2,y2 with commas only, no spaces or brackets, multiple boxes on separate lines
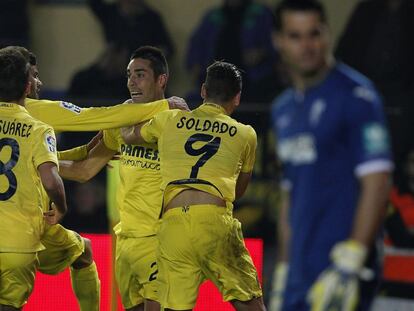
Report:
28,65,43,99
276,11,329,77
127,58,165,103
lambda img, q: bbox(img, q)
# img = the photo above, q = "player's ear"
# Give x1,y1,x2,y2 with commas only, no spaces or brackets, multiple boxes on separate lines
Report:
24,81,32,97
158,74,168,90
233,91,241,107
201,83,207,99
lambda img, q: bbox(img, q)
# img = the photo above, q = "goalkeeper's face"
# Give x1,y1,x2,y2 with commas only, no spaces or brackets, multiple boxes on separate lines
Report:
127,57,165,104
28,65,42,99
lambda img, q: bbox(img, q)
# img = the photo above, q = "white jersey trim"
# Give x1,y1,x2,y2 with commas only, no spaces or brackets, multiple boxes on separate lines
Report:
355,159,393,177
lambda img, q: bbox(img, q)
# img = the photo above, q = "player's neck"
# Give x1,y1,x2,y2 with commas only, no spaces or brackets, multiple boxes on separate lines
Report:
292,58,333,93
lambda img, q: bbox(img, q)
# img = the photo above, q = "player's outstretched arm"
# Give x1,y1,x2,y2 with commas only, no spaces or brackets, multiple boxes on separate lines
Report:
58,131,103,161
25,98,171,132
59,140,116,183
38,162,67,225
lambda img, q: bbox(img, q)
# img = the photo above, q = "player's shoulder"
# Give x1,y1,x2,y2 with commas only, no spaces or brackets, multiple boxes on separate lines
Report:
271,88,295,115
332,63,380,103
229,116,257,141
156,108,181,120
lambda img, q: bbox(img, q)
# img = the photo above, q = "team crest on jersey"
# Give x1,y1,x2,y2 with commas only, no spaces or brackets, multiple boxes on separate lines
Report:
363,123,389,155
60,101,81,114
45,133,56,152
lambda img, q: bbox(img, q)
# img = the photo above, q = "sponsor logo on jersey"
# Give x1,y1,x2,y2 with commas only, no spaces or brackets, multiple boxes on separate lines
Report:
276,115,291,129
363,122,389,155
309,99,326,126
60,101,81,114
120,144,160,161
353,86,376,103
45,133,56,152
278,133,317,165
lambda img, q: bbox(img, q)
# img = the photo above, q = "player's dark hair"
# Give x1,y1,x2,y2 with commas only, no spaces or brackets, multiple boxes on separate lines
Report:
0,46,37,66
130,46,169,78
204,61,242,103
0,49,30,102
274,0,327,31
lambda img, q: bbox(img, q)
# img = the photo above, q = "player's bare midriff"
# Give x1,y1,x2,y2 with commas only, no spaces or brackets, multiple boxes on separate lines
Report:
164,189,226,213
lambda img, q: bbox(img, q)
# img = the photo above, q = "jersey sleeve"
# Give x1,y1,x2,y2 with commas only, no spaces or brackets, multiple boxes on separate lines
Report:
32,126,59,169
57,145,88,161
345,86,393,177
103,129,119,151
140,110,176,143
240,126,257,173
25,98,169,132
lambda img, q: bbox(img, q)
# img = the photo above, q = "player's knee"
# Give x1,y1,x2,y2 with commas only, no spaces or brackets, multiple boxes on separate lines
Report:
72,238,93,269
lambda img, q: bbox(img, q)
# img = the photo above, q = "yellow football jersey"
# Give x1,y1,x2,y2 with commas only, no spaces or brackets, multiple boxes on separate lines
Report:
140,103,257,207
0,102,58,252
25,98,169,131
103,128,162,237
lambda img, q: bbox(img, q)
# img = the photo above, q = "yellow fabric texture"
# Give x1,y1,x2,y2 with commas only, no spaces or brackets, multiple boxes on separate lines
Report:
103,128,162,237
0,102,58,252
140,103,257,207
115,235,159,308
25,98,169,131
58,145,88,160
0,252,38,308
37,224,85,274
157,205,262,310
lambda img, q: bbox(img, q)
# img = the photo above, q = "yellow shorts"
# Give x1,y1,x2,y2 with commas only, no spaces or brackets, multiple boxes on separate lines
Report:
0,252,38,308
37,224,85,275
115,235,158,309
157,205,262,310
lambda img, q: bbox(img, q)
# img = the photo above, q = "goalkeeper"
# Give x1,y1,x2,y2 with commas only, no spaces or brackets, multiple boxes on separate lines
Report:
269,1,392,311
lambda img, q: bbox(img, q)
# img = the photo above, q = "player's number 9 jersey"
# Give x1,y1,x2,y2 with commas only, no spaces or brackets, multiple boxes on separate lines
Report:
141,103,257,204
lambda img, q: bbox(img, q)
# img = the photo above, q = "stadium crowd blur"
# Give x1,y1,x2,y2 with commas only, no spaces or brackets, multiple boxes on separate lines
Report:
8,0,414,308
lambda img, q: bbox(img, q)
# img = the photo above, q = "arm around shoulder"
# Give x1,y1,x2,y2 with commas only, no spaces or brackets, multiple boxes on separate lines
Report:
38,161,67,222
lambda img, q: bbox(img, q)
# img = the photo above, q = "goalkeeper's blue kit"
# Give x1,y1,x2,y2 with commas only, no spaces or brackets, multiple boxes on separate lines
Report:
271,63,393,311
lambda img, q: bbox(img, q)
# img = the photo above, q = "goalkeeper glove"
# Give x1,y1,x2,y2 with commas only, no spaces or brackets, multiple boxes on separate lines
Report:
307,240,367,311
269,262,288,311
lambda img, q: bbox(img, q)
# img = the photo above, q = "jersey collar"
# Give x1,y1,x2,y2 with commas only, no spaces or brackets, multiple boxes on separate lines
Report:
0,101,28,113
199,102,228,115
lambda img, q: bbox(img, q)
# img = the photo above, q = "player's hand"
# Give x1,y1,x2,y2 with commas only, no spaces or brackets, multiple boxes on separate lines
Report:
43,203,65,225
86,131,103,152
269,262,288,311
307,240,367,311
167,96,190,111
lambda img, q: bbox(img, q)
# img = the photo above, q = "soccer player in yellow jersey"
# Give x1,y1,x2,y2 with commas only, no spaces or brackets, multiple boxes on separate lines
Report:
0,48,67,310
0,45,187,311
59,46,178,311
121,61,265,311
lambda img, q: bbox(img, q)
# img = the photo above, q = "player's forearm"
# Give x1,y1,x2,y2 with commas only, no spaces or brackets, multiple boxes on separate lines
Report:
58,145,88,161
235,171,252,200
41,167,67,215
59,160,98,183
350,172,391,247
277,191,291,262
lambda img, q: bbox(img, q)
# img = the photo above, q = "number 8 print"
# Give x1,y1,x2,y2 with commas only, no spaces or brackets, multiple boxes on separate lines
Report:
0,138,20,201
